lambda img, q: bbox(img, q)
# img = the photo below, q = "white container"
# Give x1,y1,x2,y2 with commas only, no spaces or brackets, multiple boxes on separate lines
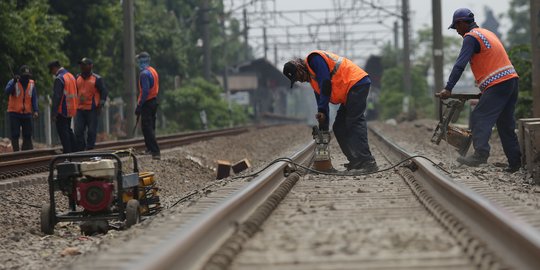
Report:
80,159,116,178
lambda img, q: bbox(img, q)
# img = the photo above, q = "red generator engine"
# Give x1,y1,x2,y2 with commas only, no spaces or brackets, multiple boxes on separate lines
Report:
74,159,116,212
76,181,114,212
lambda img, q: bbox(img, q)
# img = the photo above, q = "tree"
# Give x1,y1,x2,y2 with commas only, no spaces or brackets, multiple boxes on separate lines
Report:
161,77,248,131
0,0,67,124
508,45,533,118
507,0,530,46
380,65,431,119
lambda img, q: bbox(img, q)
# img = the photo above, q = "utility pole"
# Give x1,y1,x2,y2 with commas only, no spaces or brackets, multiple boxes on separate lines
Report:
202,0,211,80
531,0,540,117
402,0,413,118
243,8,249,61
123,0,136,138
432,0,444,120
393,20,399,50
220,9,232,127
263,27,268,59
274,43,278,66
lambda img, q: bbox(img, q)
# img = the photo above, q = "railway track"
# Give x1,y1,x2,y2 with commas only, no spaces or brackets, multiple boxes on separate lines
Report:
71,126,540,269
0,127,249,180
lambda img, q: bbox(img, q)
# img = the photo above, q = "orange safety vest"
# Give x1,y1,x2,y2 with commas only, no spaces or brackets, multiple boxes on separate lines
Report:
76,74,101,110
306,50,368,104
464,28,518,92
138,66,159,103
58,72,78,117
7,80,35,114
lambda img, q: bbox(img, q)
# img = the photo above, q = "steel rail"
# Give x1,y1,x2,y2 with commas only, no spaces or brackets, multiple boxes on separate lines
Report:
0,127,249,163
0,127,249,180
129,140,315,270
369,127,540,269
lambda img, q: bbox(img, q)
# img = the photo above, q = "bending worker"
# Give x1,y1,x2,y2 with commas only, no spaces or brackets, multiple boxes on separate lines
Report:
48,60,78,153
135,52,160,160
3,65,38,151
75,57,108,151
437,8,521,173
283,50,378,172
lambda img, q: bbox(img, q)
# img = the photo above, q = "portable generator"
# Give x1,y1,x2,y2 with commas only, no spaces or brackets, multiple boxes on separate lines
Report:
40,150,161,235
431,94,481,156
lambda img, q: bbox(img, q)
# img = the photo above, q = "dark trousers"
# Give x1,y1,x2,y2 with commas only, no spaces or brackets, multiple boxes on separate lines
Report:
332,84,374,163
75,109,98,151
141,99,160,155
470,78,521,166
56,115,76,153
10,116,33,151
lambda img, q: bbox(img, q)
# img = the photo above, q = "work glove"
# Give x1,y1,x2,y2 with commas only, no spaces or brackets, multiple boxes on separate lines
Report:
135,105,142,116
315,112,329,131
436,89,451,99
33,112,39,119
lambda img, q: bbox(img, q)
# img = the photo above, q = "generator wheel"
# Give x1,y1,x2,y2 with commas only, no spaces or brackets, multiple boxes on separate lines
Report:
125,199,140,228
40,205,54,235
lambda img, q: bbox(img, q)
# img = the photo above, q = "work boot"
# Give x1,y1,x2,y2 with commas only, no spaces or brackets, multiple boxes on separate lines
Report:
456,152,488,167
504,162,521,173
21,139,33,151
348,159,378,173
152,154,161,160
11,139,19,152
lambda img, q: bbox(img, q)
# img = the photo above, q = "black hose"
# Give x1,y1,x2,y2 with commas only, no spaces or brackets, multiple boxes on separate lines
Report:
233,155,449,178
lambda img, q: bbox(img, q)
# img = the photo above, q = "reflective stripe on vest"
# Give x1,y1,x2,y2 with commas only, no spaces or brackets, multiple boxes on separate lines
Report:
77,74,100,110
465,28,519,92
7,80,34,114
306,50,368,104
58,72,78,117
138,66,159,103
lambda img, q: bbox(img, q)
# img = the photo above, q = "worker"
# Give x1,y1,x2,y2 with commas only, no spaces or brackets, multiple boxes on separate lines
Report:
135,52,160,160
3,65,38,151
75,57,108,151
48,60,78,153
437,8,521,173
283,51,378,172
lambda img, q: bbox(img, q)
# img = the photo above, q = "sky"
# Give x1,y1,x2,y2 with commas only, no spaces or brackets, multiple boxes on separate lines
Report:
227,0,513,66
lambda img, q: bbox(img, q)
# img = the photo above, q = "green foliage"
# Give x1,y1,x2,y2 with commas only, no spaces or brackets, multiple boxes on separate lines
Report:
0,0,68,124
379,66,431,120
508,44,533,118
161,77,248,131
507,0,530,46
1,0,253,136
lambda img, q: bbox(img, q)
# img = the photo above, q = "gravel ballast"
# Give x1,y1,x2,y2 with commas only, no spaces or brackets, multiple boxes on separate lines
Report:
0,125,311,270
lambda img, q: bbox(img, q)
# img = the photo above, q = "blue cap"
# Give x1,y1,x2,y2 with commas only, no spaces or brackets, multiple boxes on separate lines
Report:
449,8,474,29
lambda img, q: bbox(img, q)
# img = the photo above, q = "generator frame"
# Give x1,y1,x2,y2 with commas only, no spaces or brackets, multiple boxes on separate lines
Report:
41,151,141,234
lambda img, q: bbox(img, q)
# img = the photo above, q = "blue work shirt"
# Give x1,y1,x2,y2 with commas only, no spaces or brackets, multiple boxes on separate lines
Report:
4,78,39,118
138,67,155,107
51,68,71,117
445,26,481,91
308,54,371,117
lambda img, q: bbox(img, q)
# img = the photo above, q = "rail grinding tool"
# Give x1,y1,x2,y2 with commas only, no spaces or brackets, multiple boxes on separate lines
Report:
312,126,335,171
431,94,481,156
